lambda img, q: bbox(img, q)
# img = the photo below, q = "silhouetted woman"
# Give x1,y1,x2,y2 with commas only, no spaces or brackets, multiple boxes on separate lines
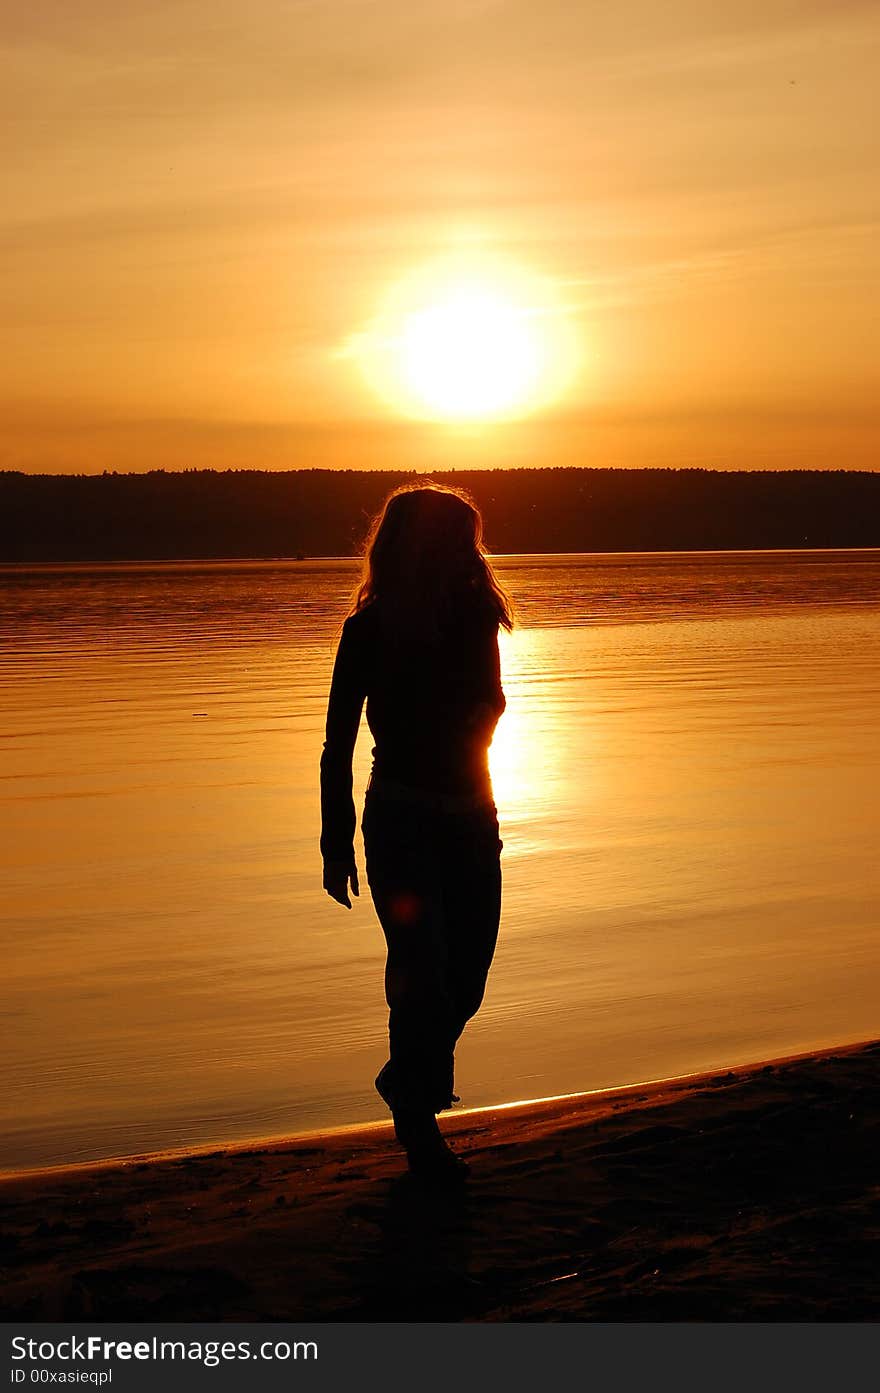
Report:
320,483,513,1180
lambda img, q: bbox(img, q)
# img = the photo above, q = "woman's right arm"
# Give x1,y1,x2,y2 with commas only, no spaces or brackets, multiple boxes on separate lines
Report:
320,614,368,907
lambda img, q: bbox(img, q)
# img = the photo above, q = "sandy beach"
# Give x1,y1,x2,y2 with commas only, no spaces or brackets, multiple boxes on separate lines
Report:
2,1039,877,1322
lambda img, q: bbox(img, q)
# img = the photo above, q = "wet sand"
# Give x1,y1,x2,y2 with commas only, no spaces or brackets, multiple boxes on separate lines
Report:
2,1040,878,1321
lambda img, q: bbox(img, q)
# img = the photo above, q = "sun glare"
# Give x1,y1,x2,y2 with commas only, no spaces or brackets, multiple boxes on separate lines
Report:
350,255,581,424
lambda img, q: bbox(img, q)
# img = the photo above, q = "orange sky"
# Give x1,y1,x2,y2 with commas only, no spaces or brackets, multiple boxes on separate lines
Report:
2,1,878,473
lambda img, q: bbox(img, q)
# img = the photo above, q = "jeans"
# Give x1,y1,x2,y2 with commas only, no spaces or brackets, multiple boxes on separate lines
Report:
361,781,503,1117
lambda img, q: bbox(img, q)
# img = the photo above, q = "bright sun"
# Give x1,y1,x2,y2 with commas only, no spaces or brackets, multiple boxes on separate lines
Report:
350,254,580,424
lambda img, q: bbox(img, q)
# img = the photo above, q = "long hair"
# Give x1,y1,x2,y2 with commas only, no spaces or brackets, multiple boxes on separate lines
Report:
348,481,514,643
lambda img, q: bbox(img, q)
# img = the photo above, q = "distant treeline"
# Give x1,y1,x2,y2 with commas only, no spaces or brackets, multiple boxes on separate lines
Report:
1,467,879,561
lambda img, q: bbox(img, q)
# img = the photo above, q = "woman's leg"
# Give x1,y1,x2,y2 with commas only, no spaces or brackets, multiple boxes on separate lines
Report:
363,795,458,1118
363,793,502,1166
438,804,503,1097
376,882,457,1115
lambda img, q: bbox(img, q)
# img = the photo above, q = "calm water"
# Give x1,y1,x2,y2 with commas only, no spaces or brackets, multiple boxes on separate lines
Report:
2,550,879,1172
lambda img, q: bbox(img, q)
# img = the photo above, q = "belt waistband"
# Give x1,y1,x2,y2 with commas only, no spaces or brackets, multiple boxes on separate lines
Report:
366,774,496,814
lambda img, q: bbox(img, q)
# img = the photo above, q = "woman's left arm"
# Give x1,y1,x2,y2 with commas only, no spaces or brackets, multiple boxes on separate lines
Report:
466,617,506,733
486,622,506,718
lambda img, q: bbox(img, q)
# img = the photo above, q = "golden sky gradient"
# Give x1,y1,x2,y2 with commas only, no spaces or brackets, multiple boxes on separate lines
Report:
2,0,878,473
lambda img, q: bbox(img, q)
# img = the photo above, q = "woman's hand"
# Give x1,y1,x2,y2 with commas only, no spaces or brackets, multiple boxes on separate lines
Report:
323,858,360,909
